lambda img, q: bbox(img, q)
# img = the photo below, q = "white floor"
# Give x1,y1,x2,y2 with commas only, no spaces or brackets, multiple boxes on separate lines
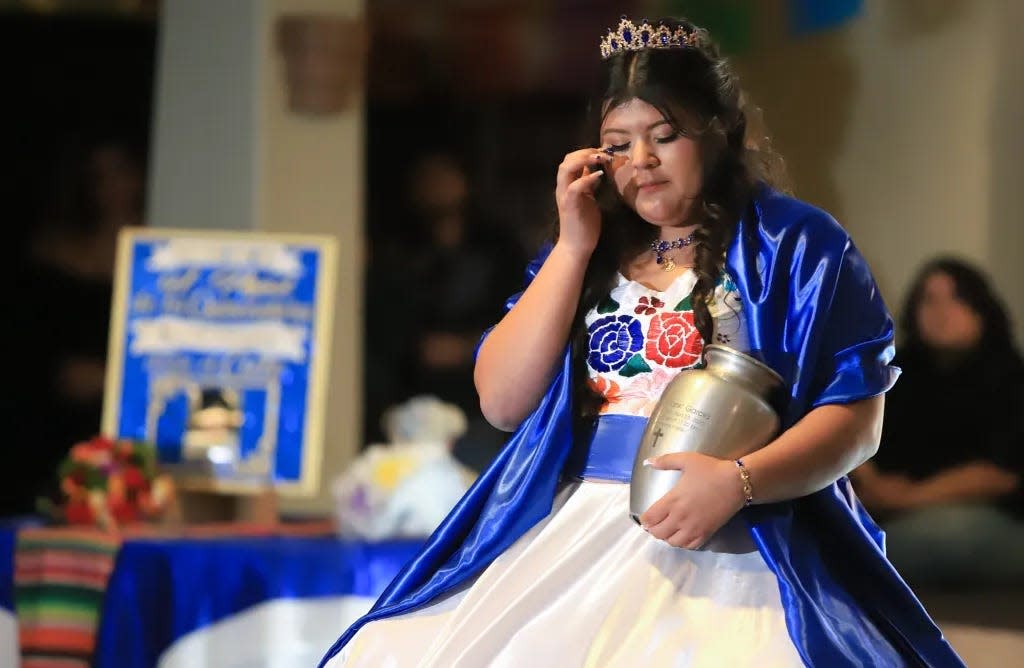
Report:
154,595,1024,668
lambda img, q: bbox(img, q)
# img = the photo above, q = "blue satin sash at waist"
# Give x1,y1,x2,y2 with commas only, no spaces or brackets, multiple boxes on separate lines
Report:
564,414,648,483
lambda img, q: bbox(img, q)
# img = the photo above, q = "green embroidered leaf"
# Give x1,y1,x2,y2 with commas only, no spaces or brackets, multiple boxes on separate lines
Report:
619,353,652,377
673,295,693,311
597,296,620,314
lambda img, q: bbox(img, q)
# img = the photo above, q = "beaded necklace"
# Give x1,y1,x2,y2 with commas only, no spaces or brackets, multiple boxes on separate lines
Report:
650,231,697,271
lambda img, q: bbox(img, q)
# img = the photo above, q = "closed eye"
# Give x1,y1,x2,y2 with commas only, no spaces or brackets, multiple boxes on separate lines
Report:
604,133,681,154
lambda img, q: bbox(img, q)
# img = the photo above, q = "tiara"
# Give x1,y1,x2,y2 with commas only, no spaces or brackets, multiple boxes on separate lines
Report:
599,16,704,60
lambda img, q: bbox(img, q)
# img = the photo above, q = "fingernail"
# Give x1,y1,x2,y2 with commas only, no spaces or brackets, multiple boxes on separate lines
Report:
642,458,653,467
593,169,604,176
641,524,649,532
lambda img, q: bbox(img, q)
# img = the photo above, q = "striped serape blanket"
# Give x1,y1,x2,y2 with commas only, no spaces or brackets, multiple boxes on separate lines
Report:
15,527,121,667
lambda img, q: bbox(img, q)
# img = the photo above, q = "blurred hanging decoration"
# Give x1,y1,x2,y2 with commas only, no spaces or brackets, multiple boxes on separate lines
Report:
360,0,864,99
277,13,368,115
652,0,864,53
787,0,863,36
366,0,647,99
654,0,755,54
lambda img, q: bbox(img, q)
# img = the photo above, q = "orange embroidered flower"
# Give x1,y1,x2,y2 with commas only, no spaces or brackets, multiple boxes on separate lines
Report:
587,377,622,413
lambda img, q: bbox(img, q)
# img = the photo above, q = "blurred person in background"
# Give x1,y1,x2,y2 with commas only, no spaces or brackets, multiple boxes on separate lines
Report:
364,150,525,471
5,134,146,517
854,258,1024,586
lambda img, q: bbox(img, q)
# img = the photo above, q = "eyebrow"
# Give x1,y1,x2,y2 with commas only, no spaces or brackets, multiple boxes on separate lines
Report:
601,120,672,136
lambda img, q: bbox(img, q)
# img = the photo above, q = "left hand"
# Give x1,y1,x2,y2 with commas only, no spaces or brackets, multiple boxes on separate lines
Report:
639,452,747,549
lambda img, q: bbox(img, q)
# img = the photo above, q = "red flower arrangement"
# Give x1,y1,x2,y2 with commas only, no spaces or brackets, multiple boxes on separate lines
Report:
53,435,175,530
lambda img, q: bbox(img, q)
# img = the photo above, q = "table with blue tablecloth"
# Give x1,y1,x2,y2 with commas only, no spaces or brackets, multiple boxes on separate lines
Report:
95,534,421,667
0,521,421,668
1,525,17,668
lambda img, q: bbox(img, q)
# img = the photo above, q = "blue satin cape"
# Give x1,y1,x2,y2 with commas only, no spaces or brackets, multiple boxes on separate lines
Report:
321,188,964,667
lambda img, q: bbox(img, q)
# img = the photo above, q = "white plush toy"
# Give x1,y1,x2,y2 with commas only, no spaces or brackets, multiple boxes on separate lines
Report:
331,396,475,539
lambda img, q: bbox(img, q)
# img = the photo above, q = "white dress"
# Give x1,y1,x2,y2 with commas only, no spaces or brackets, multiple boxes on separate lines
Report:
331,271,804,667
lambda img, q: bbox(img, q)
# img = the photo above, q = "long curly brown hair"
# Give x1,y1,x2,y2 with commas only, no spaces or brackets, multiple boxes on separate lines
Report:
565,17,788,420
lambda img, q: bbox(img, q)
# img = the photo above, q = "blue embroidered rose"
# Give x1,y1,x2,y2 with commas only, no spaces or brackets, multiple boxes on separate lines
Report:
587,315,643,372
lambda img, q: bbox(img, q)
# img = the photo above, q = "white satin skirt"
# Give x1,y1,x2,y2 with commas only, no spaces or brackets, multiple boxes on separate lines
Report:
330,480,804,667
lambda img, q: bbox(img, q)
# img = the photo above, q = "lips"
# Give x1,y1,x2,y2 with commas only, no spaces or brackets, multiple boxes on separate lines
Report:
637,180,668,192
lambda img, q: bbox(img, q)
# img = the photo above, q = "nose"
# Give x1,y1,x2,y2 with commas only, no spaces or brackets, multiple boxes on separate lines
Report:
630,139,658,169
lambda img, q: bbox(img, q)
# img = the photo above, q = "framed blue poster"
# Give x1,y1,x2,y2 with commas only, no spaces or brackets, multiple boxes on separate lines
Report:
102,229,338,496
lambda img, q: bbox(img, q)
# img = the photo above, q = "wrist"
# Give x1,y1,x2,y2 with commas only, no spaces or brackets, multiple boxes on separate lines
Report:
718,458,749,512
553,238,596,265
733,458,755,508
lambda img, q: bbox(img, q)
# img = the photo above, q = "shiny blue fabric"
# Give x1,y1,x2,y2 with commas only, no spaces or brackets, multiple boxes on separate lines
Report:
724,190,961,666
564,413,646,483
93,536,422,668
321,187,964,667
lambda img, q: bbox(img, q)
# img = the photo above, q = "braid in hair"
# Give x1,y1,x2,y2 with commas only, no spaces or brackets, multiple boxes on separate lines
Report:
689,109,754,345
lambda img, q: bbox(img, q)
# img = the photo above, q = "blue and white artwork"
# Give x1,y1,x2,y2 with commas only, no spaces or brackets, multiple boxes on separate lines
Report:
104,232,336,494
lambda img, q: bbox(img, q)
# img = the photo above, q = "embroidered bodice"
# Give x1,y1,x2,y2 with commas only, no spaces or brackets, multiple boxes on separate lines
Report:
584,270,747,417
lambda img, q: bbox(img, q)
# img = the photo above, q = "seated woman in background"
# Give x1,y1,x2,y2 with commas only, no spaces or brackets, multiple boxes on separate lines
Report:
5,133,146,517
854,258,1024,586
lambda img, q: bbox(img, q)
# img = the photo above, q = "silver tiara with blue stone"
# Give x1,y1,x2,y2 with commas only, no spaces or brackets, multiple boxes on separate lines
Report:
599,16,706,60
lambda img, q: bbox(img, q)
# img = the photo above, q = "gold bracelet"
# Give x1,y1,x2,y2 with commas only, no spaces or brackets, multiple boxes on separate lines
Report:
734,459,754,506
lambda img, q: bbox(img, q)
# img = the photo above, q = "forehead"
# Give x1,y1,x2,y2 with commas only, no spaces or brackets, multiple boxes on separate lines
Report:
601,98,669,131
922,272,957,295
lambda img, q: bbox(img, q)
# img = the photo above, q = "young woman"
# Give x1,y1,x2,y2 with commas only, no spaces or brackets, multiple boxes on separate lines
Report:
322,17,963,667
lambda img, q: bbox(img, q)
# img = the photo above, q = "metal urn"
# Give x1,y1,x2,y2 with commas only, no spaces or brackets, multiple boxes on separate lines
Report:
629,345,784,524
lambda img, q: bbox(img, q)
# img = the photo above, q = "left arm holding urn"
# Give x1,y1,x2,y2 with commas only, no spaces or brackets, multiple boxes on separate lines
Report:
641,235,895,549
641,396,884,548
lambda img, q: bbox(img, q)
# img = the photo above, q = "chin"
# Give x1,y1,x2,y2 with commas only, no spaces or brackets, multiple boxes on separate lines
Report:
635,207,686,228
634,201,691,227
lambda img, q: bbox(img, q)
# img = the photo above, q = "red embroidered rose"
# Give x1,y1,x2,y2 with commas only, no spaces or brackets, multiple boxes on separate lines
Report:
645,311,702,368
